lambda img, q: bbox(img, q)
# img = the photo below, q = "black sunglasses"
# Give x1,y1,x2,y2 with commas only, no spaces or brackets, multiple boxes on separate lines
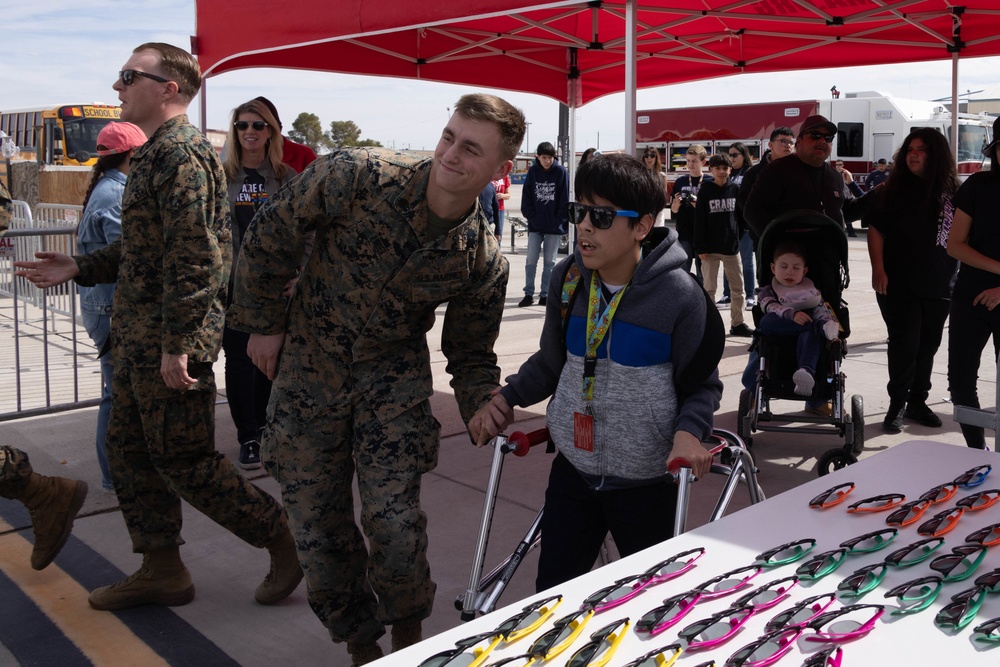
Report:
119,69,171,86
566,202,639,230
235,120,268,132
806,131,836,142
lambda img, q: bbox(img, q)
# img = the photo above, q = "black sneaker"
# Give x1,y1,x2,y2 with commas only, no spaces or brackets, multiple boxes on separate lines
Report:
538,296,547,306
238,440,262,470
883,401,904,434
518,295,533,307
904,402,943,427
729,323,754,337
717,295,731,305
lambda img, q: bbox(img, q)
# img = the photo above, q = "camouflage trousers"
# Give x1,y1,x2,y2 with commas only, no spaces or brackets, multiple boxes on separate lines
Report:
0,446,33,499
263,378,439,644
107,363,288,553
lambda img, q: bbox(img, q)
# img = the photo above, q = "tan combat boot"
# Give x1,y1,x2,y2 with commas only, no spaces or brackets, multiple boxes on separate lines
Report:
391,619,423,652
347,639,384,666
19,472,89,570
88,547,195,611
255,527,304,605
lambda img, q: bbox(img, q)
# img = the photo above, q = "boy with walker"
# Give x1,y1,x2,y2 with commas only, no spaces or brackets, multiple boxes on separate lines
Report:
470,153,725,591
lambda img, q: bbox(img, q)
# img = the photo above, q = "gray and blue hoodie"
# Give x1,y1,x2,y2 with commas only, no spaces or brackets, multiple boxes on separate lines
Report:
500,229,725,489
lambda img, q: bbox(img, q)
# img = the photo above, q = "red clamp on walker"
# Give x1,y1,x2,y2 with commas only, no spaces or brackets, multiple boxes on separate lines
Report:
505,428,553,457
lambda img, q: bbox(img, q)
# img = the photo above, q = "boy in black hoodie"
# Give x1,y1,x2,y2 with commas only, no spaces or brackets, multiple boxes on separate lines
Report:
696,153,752,336
519,141,569,307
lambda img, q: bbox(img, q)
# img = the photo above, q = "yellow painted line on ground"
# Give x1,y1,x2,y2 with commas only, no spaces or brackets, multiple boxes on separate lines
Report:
0,519,170,667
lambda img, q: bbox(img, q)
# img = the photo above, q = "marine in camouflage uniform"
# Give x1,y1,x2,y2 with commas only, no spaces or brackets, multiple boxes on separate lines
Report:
227,147,510,648
73,112,296,571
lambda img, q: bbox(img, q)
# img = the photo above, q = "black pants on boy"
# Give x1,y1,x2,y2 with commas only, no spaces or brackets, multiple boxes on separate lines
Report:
536,453,677,592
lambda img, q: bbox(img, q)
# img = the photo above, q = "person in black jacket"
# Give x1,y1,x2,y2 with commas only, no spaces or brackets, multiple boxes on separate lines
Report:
696,154,752,336
519,141,569,307
670,144,709,276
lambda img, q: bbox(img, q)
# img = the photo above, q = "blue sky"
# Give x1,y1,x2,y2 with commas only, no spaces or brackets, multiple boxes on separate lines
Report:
5,1,1000,152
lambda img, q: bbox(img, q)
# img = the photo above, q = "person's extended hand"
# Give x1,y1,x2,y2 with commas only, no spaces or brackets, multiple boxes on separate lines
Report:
13,251,80,288
161,353,196,389
666,430,713,480
247,333,286,380
792,311,812,325
469,388,514,447
974,287,1000,311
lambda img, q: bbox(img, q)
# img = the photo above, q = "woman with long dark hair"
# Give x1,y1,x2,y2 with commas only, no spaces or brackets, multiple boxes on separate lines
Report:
946,117,1000,448
77,121,147,491
864,127,959,433
222,99,297,469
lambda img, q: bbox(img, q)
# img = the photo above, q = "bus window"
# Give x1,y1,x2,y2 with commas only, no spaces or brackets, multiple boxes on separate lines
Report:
836,122,864,158
957,124,988,164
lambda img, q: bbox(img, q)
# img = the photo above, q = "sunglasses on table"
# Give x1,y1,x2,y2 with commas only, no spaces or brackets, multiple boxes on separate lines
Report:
846,493,905,513
492,595,562,644
525,608,593,661
955,488,1000,511
678,605,755,651
795,548,848,581
635,589,703,636
418,630,504,667
839,528,898,554
918,482,958,504
916,506,965,537
884,499,932,527
756,538,816,566
954,464,992,488
935,586,988,630
763,592,837,633
695,564,762,601
724,626,802,667
564,617,630,667
730,576,799,612
966,522,1000,547
883,536,945,567
566,202,640,230
809,482,855,509
805,604,884,643
234,120,269,132
973,617,1000,644
802,646,843,667
118,68,171,86
622,643,683,667
836,562,888,598
883,575,943,616
928,544,989,583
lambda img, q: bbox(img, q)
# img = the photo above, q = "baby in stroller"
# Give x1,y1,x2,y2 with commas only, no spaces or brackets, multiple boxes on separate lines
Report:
757,240,841,397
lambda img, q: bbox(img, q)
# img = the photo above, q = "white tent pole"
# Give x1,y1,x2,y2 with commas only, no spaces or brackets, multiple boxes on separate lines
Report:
625,0,637,156
951,52,959,160
200,78,208,135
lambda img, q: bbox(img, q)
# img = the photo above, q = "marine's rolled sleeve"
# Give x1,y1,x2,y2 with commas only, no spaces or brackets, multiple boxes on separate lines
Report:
75,240,123,286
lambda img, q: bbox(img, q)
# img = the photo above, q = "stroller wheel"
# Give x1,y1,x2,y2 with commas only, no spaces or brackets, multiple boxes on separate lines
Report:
737,389,754,449
817,449,858,477
850,395,864,455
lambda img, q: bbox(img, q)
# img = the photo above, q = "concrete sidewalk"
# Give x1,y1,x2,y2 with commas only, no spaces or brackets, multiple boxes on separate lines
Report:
0,230,994,666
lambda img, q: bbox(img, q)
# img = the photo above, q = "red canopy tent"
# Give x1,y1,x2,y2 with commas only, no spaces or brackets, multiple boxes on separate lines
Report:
193,0,1000,149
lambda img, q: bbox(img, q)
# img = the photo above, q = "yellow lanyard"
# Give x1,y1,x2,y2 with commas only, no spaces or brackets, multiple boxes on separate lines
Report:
582,272,627,401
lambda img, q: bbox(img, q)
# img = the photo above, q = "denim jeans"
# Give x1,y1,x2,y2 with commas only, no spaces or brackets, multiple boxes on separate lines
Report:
82,311,113,490
724,231,756,300
524,232,561,297
495,209,506,239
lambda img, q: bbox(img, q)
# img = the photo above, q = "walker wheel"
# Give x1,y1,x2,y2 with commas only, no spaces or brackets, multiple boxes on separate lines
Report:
817,449,857,477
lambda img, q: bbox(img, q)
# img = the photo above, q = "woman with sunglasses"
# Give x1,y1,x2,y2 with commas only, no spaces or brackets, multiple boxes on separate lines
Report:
221,99,299,470
863,127,958,434
947,116,1000,449
641,147,669,227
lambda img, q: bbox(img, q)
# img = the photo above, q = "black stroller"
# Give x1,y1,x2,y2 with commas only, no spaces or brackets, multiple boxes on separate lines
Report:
736,211,864,476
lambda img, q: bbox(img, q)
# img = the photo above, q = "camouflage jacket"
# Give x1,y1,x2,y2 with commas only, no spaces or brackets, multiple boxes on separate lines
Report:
227,148,509,426
75,115,231,367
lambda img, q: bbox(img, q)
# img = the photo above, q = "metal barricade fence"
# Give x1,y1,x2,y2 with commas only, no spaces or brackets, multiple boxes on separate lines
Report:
1,202,101,420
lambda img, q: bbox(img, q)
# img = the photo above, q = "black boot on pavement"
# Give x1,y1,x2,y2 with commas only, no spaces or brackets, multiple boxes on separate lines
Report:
255,527,304,604
903,402,943,427
89,547,195,610
518,295,533,307
348,639,384,666
883,400,905,434
391,618,423,652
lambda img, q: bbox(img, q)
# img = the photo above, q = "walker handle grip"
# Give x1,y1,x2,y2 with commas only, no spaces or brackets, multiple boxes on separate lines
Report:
506,428,551,457
666,444,727,477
